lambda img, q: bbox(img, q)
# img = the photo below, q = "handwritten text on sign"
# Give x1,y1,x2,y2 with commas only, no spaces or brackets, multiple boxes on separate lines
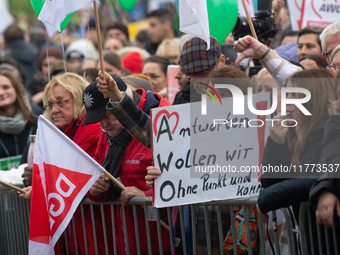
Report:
151,93,270,208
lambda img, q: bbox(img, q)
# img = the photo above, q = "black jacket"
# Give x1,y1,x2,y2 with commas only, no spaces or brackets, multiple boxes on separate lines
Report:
310,115,340,204
4,40,38,84
172,82,201,105
258,112,328,217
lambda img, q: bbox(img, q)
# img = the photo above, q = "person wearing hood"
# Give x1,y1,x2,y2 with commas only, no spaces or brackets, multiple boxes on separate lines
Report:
2,24,38,85
65,39,99,72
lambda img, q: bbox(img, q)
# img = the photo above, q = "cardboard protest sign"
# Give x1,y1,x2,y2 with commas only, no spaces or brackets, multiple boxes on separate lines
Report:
287,0,339,30
151,93,271,208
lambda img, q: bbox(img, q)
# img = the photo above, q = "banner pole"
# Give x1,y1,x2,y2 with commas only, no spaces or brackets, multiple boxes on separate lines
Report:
0,180,26,194
241,0,258,40
93,0,107,98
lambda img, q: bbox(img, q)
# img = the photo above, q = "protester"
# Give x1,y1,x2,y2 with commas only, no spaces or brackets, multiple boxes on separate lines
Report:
280,31,298,46
297,27,323,60
2,24,38,84
327,44,340,73
257,69,336,222
101,50,125,77
104,37,126,53
27,46,63,107
121,51,144,74
145,8,175,55
104,22,130,44
19,72,102,255
155,38,181,64
256,67,282,112
65,39,99,72
234,35,302,87
320,21,340,63
299,54,328,70
83,72,171,255
173,36,225,105
0,70,38,167
143,55,171,97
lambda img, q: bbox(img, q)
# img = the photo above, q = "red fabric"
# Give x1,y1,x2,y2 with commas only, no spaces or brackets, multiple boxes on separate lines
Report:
121,51,144,74
89,89,171,255
60,118,102,255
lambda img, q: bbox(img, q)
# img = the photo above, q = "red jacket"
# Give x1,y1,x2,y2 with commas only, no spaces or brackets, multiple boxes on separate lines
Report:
88,89,171,255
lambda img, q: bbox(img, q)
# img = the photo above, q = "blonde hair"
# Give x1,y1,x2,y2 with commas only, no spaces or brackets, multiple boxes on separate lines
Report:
43,73,89,122
156,38,181,62
287,69,336,166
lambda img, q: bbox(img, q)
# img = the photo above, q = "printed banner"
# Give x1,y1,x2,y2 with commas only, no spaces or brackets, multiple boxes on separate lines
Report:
287,0,339,30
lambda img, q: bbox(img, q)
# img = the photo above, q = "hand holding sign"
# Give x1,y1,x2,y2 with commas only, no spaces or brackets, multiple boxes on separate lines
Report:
233,36,268,67
96,71,124,101
145,166,162,188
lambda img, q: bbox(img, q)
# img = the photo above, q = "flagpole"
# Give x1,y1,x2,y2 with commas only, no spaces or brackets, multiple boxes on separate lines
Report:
93,0,107,98
0,180,27,194
241,0,258,40
103,170,171,232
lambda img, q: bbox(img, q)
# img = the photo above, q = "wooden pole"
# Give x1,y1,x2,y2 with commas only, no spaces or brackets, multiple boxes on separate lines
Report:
93,1,107,98
241,0,258,40
0,180,26,194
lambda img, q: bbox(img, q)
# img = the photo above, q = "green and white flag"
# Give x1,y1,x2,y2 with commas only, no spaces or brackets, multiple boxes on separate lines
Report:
38,0,97,38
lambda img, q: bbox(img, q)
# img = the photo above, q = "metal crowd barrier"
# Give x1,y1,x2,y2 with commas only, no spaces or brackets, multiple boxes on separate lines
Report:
0,191,30,255
0,192,302,255
299,202,340,255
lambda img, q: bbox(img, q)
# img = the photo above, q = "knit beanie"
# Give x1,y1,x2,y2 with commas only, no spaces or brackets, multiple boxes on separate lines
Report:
121,51,144,74
38,46,62,69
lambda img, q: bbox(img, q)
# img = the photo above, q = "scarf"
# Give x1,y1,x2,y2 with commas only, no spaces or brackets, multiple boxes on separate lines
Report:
102,129,131,200
0,113,28,135
102,91,141,200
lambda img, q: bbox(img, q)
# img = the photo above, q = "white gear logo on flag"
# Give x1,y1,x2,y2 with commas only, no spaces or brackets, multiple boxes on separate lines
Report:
83,92,94,109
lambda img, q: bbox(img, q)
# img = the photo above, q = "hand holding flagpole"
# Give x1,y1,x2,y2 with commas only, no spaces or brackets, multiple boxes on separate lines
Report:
93,0,107,98
102,170,170,231
241,0,258,40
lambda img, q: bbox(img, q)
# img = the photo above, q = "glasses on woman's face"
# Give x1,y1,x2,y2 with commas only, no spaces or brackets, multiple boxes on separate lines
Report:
325,50,333,61
44,98,70,111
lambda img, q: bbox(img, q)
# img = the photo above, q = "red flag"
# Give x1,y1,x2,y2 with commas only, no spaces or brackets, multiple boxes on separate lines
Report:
29,116,104,255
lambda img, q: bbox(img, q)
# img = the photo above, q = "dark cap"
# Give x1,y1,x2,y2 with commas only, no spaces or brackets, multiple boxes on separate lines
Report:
82,77,128,126
180,36,221,77
105,22,130,41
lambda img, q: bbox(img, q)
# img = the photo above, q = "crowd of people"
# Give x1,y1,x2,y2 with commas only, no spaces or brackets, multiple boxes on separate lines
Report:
1,1,340,254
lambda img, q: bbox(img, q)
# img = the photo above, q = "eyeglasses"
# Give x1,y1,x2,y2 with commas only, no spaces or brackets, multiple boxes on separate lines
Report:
326,64,340,71
44,98,70,111
325,50,333,61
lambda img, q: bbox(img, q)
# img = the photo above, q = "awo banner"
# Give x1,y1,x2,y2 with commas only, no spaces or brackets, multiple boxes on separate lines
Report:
151,92,270,208
287,0,339,30
29,116,103,255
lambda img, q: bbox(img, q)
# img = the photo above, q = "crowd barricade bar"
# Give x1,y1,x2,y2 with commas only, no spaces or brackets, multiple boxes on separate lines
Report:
100,204,110,255
299,201,340,255
281,207,299,255
132,204,141,255
216,205,225,255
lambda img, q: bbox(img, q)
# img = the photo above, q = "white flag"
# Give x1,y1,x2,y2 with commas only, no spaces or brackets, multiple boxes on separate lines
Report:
179,0,210,49
38,0,96,38
0,1,13,34
29,116,104,254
